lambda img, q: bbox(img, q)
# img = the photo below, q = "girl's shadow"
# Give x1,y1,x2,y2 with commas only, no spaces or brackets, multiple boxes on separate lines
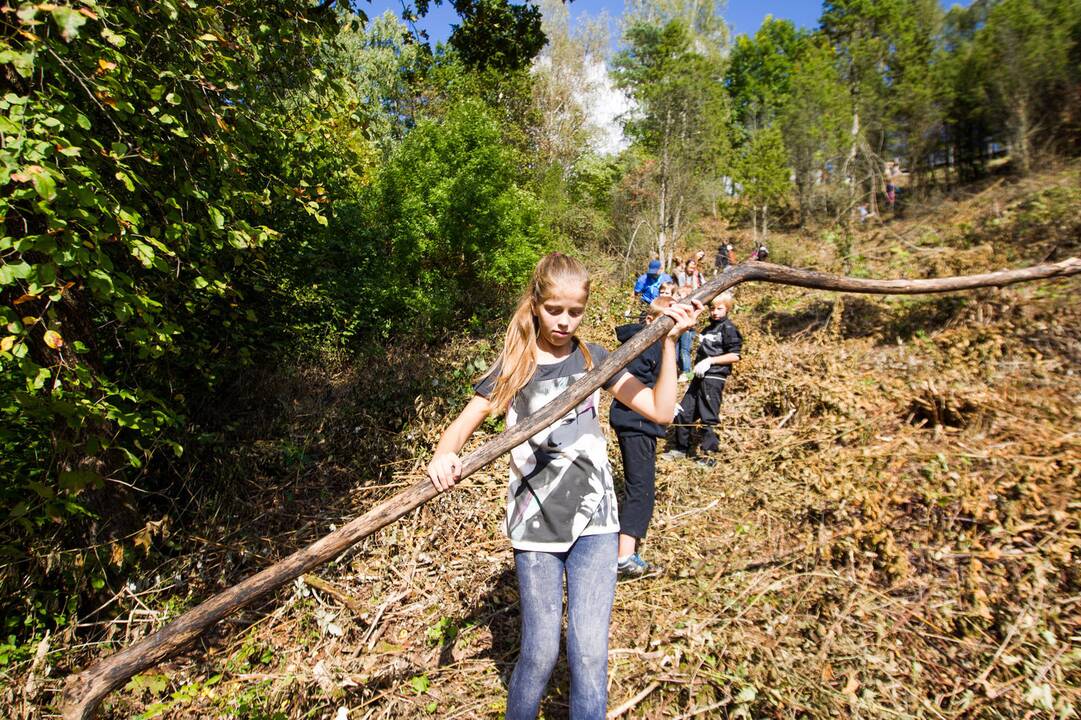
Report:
438,566,574,719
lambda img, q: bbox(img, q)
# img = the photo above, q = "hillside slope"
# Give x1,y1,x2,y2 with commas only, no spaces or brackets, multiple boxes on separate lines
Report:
25,165,1081,719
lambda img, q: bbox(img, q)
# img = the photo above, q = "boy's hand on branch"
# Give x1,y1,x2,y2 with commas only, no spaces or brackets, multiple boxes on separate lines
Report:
664,299,704,339
428,452,462,492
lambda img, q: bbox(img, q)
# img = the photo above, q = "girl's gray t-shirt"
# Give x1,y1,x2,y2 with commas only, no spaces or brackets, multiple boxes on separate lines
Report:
476,342,627,552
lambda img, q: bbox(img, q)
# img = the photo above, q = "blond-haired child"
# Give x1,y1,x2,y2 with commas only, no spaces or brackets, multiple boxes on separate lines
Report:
662,291,742,467
428,253,702,717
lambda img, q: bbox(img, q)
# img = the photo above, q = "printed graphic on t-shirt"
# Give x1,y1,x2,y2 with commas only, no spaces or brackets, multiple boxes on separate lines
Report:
505,374,618,548
475,342,623,552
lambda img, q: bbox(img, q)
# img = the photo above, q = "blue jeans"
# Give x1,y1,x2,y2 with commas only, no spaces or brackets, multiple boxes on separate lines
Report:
677,330,695,373
506,532,617,720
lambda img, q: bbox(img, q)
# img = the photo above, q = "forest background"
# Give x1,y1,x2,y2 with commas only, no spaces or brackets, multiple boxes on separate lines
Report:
1,0,1079,714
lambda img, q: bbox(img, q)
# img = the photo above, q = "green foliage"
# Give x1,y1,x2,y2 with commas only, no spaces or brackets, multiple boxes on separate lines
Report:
726,17,808,132
533,155,618,251
972,0,1081,172
448,0,546,71
364,96,546,330
779,36,850,222
0,0,348,634
1,0,555,651
409,673,431,693
613,16,732,258
734,126,791,236
320,10,430,156
412,0,546,72
614,19,728,162
425,616,459,645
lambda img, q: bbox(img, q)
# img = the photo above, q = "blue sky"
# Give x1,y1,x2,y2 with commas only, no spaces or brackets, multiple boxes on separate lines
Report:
361,0,974,48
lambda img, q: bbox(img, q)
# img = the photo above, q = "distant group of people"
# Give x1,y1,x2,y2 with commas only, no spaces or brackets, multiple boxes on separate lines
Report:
619,252,745,577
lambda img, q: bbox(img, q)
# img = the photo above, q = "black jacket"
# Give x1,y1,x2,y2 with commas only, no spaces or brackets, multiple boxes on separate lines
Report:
696,318,743,378
608,323,666,437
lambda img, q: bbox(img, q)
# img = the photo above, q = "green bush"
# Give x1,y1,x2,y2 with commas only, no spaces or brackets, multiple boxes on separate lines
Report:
364,97,546,331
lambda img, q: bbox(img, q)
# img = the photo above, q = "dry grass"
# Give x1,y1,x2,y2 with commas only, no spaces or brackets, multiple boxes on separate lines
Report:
10,165,1081,720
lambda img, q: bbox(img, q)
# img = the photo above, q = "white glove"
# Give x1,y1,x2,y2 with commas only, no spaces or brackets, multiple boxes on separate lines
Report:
693,359,712,378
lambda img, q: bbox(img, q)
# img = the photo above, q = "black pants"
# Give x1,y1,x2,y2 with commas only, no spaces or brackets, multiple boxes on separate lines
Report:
615,431,656,539
673,376,725,454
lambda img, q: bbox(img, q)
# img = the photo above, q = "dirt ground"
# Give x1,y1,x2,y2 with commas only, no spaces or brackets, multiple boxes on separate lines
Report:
13,164,1081,719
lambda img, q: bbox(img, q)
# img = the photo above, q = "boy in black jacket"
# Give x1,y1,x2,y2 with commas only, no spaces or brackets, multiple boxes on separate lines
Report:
610,297,672,578
663,292,742,467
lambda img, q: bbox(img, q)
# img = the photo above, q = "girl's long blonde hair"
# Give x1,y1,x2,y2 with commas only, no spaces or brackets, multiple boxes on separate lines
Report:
486,253,593,415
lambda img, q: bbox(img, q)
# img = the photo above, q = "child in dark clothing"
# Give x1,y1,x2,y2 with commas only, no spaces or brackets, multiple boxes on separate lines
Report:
610,297,673,579
663,292,742,467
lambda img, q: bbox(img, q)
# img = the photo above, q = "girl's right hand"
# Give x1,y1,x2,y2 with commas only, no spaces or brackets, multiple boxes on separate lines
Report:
664,299,705,339
428,452,463,493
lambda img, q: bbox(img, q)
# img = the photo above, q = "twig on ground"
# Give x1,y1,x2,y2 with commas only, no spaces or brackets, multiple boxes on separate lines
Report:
606,680,660,719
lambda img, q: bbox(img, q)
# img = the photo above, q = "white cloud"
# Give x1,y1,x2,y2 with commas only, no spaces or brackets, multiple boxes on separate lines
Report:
578,57,633,156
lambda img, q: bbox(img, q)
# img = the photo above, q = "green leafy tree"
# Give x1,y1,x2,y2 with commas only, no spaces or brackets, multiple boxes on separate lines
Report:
734,126,791,242
726,17,807,133
821,0,905,200
412,0,546,71
887,0,946,190
940,2,996,180
527,0,616,248
624,0,729,55
613,18,731,264
821,0,951,201
974,0,1080,173
530,0,610,176
0,0,348,639
779,36,851,224
321,11,430,156
365,97,546,330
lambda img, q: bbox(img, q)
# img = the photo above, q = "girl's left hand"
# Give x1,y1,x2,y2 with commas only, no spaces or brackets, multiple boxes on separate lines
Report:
664,299,705,339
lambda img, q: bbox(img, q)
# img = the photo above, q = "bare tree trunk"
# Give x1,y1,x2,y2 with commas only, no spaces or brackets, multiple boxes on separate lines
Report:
622,219,648,280
61,257,1081,720
658,108,672,262
1014,100,1032,175
671,200,682,260
844,110,861,214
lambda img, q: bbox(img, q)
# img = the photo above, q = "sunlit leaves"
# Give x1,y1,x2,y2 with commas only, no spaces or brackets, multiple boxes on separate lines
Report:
50,6,88,41
0,0,344,638
369,97,544,327
43,330,63,349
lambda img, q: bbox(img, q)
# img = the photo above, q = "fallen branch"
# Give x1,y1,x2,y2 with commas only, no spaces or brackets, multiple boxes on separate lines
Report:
60,257,1081,719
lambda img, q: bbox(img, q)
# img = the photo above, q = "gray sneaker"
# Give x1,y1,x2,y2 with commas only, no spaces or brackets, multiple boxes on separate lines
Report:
617,554,662,580
660,449,687,461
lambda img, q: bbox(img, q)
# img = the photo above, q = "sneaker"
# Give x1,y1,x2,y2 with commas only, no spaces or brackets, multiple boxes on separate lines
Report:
660,449,687,461
617,553,662,580
695,457,717,469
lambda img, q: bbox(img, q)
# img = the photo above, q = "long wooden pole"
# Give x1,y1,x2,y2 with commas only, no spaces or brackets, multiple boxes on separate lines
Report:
61,257,1081,719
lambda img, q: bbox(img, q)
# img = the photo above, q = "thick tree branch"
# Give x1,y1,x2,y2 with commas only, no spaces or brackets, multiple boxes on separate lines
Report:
60,257,1080,719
